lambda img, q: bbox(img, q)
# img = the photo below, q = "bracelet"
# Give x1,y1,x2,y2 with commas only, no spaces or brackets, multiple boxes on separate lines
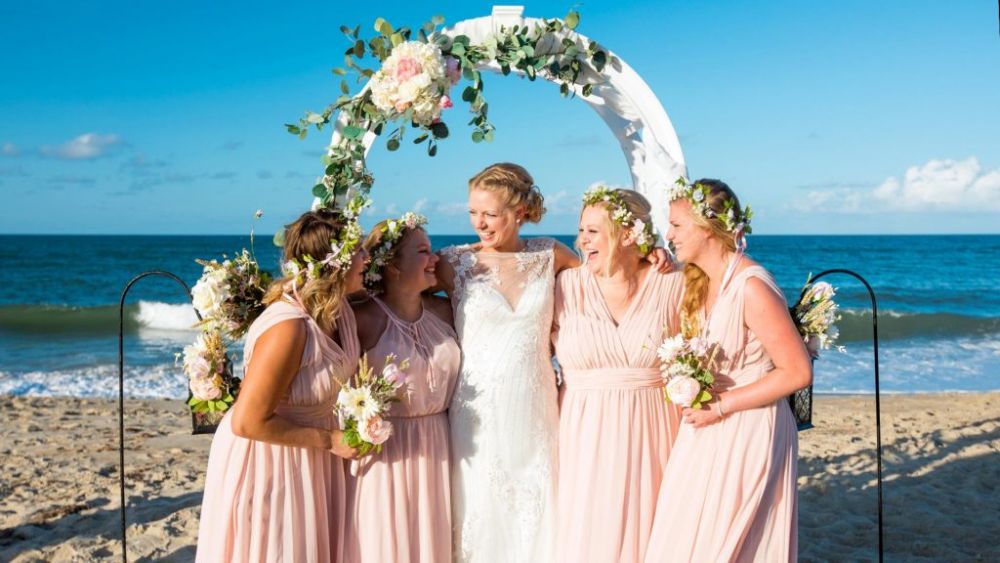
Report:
715,399,727,419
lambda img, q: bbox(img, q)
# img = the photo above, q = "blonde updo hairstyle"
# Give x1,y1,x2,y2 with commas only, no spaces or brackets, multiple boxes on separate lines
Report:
679,179,746,338
263,208,351,335
580,188,654,276
468,162,546,223
361,220,425,295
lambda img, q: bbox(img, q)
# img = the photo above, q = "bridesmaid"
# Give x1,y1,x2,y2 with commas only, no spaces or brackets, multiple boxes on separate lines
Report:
553,186,685,563
643,179,812,562
196,207,366,562
344,213,461,562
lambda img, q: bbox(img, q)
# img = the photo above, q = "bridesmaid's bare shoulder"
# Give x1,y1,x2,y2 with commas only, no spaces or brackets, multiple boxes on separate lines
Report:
422,294,454,328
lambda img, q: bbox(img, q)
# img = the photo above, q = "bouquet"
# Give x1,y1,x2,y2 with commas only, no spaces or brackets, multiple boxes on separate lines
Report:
191,248,273,340
336,353,410,455
179,329,240,417
369,41,460,127
657,334,717,410
792,277,844,358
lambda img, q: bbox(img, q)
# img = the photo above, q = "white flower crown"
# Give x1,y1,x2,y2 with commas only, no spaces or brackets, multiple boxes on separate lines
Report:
363,211,429,291
666,177,753,235
281,195,371,285
581,185,656,254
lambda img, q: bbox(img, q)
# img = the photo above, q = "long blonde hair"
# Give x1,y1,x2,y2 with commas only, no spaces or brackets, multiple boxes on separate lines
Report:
468,162,546,223
579,188,653,277
679,179,745,337
263,208,351,335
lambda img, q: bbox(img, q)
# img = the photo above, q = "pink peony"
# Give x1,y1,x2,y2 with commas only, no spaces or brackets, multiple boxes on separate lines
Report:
394,57,423,83
358,415,393,445
190,376,222,401
439,94,453,109
665,375,701,408
445,56,461,83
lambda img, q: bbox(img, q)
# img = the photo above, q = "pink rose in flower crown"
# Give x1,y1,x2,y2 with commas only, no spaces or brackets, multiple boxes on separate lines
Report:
190,376,222,401
665,376,701,408
358,415,393,445
394,57,423,83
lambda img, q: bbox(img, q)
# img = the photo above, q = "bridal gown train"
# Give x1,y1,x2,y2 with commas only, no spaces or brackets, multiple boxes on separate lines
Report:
442,237,560,563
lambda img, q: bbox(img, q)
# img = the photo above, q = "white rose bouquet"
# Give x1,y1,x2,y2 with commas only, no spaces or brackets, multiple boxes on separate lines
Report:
792,277,844,358
336,353,410,456
657,334,717,409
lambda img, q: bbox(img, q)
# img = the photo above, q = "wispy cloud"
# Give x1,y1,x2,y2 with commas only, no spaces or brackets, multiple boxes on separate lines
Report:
789,157,1000,213
2,142,20,157
219,141,244,151
40,133,122,160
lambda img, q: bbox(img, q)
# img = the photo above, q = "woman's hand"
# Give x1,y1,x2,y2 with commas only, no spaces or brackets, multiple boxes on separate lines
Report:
330,429,361,459
646,247,677,273
681,404,724,428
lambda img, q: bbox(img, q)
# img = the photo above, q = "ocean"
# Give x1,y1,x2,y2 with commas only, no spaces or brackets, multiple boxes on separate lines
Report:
1,234,997,398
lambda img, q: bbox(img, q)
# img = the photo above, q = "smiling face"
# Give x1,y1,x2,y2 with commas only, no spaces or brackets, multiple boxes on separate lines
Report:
577,204,633,275
666,199,713,265
468,188,524,251
385,227,438,292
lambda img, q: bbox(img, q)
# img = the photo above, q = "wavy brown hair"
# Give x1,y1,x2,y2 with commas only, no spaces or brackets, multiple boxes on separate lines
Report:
679,179,745,337
362,221,425,295
263,208,351,335
468,162,546,223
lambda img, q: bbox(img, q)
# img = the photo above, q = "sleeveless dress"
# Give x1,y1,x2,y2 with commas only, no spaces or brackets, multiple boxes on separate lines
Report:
442,237,560,563
644,266,799,563
196,298,360,563
552,267,685,563
343,297,462,563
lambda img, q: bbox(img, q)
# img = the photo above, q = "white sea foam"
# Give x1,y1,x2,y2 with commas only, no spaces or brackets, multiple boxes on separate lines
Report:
135,300,199,331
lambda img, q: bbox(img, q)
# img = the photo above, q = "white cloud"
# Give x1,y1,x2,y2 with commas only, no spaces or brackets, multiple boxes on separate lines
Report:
791,157,1000,213
413,198,428,212
40,133,122,160
2,142,19,156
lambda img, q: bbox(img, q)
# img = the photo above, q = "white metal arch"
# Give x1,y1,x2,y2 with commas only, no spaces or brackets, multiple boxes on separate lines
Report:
330,5,687,235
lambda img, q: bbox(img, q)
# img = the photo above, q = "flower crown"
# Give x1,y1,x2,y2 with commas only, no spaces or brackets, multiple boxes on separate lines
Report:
281,195,371,285
363,211,429,292
581,185,656,254
666,178,753,235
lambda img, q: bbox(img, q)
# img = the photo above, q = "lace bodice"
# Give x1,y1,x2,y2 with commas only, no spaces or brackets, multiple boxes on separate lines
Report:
441,237,561,562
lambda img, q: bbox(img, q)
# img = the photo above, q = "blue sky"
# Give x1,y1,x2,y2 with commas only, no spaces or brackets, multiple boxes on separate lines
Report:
1,0,998,235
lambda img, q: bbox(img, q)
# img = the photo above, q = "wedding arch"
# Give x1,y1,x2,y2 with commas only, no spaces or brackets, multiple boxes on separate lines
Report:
291,5,687,234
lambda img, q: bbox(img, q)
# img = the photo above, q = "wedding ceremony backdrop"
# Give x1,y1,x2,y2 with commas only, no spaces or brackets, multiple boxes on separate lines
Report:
112,7,887,561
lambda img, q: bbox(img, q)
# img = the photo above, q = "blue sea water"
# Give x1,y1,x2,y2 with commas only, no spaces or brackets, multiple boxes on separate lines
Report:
0,234,997,397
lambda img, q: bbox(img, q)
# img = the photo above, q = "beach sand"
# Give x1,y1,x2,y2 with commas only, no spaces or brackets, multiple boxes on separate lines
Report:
1,393,997,562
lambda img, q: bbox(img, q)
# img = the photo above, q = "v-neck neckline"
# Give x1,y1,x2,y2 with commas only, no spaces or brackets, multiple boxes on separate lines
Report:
588,265,655,329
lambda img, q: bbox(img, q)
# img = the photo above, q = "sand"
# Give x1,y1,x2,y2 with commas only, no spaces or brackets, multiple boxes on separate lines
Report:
1,393,998,562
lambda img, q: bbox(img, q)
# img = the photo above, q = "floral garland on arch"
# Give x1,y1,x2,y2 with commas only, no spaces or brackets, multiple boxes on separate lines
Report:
286,11,616,207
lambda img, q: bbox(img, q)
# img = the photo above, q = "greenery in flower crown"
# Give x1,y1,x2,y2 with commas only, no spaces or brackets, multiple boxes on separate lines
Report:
364,211,429,292
286,11,615,208
581,185,656,254
666,177,754,235
281,195,371,284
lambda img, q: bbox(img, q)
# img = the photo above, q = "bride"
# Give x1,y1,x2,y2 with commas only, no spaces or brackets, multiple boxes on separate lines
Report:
437,163,578,561
438,163,672,561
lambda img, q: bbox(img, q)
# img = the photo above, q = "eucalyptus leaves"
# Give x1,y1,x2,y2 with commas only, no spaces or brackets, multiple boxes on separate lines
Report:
286,11,615,208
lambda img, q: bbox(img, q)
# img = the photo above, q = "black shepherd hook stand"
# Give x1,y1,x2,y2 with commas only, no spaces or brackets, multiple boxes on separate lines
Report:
117,270,199,563
806,269,883,562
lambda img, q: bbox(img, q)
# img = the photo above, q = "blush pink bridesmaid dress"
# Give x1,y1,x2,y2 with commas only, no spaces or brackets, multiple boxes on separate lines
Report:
342,297,461,562
644,266,800,563
552,266,685,563
196,298,359,563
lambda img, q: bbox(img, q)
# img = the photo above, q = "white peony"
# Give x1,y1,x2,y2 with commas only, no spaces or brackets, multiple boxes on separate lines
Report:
665,375,702,408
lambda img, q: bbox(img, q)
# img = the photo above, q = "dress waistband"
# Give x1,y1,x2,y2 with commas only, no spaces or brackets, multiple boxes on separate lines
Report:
275,401,336,422
386,411,447,420
561,368,663,390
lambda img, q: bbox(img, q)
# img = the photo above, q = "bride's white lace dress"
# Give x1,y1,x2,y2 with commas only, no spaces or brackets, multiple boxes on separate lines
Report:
442,237,560,562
